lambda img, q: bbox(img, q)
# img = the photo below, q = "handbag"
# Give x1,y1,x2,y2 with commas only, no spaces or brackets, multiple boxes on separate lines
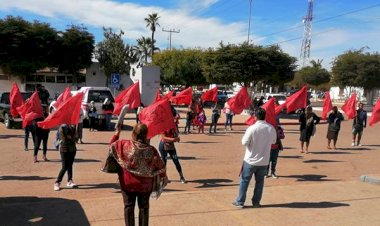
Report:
163,142,175,151
101,152,121,173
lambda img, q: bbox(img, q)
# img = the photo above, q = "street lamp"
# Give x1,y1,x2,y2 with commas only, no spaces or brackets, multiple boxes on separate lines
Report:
247,0,253,43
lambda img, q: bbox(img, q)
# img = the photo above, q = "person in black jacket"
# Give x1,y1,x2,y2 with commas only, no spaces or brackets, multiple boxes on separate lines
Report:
299,106,320,154
33,106,50,162
326,106,344,150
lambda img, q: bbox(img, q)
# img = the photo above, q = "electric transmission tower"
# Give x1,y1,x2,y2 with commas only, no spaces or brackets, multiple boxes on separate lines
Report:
300,0,314,67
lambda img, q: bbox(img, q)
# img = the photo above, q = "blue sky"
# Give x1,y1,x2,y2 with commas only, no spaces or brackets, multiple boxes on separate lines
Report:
1,0,380,69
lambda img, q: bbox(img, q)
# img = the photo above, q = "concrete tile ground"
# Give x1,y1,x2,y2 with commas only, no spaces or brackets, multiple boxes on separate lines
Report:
1,108,380,226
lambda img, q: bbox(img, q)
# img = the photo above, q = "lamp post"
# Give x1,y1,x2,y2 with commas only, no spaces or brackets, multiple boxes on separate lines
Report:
247,0,253,44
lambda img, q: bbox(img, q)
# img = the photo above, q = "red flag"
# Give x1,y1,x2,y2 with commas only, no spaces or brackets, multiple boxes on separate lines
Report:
201,87,218,102
171,87,193,105
37,92,84,129
52,86,72,110
275,103,286,115
138,98,176,139
245,97,277,127
16,92,44,128
163,90,174,100
369,98,380,126
341,92,357,120
321,92,333,120
9,82,24,117
113,82,141,115
227,86,252,115
285,86,307,113
154,89,162,102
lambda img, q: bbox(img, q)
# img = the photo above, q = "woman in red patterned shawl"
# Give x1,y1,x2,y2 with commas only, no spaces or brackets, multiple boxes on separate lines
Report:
109,123,167,226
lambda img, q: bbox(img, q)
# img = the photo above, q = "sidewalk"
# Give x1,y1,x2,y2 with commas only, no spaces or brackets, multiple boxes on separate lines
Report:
2,179,380,226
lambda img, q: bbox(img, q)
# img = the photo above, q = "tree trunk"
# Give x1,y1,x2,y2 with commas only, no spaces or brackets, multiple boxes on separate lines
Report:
151,32,155,60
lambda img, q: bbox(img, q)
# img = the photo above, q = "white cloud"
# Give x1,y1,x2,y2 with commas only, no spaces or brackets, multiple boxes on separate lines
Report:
0,0,250,48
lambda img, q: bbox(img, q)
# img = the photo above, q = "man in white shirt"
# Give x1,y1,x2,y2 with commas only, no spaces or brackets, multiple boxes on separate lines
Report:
233,108,277,208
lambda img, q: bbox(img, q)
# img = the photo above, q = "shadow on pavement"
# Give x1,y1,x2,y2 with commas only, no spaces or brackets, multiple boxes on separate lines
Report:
279,155,303,159
82,142,110,145
0,196,90,226
303,159,344,163
282,147,296,150
0,175,54,181
280,174,337,182
261,201,350,209
181,141,218,144
176,156,200,160
310,151,356,155
75,158,101,163
78,182,120,190
340,147,372,151
189,178,238,188
365,144,380,147
0,134,24,139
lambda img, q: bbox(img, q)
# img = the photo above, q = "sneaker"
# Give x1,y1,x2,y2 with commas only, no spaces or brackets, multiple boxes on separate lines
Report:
54,183,60,191
232,202,244,208
271,173,278,179
351,142,356,147
357,143,362,147
265,174,270,178
180,177,187,184
67,180,77,188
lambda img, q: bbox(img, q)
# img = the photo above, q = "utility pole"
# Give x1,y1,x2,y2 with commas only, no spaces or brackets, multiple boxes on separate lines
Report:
300,0,314,67
248,0,253,43
162,28,180,50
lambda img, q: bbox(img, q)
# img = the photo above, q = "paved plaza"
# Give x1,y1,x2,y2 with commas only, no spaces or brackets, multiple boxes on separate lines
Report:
1,109,380,226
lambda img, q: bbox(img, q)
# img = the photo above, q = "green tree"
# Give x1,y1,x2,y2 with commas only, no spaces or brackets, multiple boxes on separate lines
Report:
57,25,95,83
95,28,137,86
153,49,206,86
202,42,296,87
0,16,59,78
299,59,331,88
332,49,380,104
144,13,160,60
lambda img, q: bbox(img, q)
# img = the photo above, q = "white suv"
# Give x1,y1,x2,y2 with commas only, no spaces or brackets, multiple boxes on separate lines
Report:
49,87,114,127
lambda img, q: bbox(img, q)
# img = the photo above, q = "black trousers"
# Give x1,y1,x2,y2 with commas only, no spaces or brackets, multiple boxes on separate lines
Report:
56,151,76,183
34,130,49,156
121,190,150,226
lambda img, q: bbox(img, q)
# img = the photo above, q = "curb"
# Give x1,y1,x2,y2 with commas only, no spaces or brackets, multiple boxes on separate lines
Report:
360,175,380,185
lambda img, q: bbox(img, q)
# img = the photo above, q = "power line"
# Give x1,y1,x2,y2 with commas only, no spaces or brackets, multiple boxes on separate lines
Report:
251,2,380,42
162,28,180,50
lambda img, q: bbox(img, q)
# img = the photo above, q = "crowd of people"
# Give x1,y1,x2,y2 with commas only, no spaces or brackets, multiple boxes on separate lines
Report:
17,89,371,225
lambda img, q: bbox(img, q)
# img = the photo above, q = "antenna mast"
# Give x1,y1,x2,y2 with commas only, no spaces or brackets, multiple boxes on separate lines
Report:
300,0,314,67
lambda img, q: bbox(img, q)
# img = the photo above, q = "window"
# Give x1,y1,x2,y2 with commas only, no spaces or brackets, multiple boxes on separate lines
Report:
45,76,55,83
56,76,65,83
66,76,73,83
35,75,45,82
87,90,114,103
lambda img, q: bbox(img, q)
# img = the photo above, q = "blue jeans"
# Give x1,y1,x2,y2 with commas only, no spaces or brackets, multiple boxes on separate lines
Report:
105,114,112,130
235,162,267,205
24,124,36,149
225,113,233,128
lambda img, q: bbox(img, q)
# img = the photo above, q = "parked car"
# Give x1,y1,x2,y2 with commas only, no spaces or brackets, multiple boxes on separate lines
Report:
264,93,287,105
49,87,114,130
0,91,33,129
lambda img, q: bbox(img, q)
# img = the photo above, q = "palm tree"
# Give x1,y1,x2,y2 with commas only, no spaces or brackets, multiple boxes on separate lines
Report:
144,13,160,59
134,36,160,66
